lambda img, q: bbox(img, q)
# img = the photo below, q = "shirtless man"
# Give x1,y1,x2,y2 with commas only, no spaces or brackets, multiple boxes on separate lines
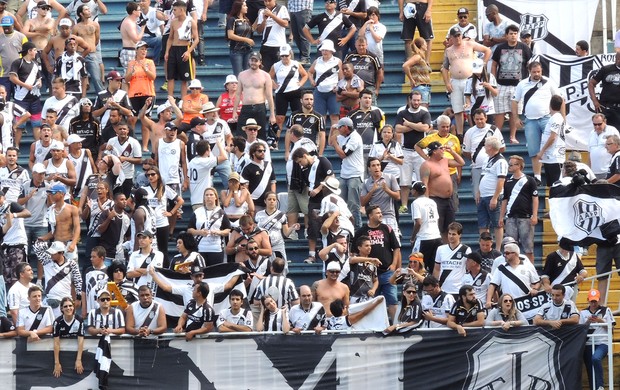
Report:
120,2,146,76
139,96,182,152
336,63,364,116
419,141,464,241
37,185,80,261
441,27,491,139
22,2,53,50
72,4,103,93
42,18,92,77
225,215,272,263
164,1,198,98
233,52,276,141
314,261,350,317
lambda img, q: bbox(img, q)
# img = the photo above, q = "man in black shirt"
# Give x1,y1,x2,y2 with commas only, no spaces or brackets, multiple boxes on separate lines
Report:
446,284,485,337
69,99,100,158
395,91,432,212
589,52,620,128
241,143,276,211
353,205,401,320
303,0,356,59
173,282,215,340
344,36,383,97
491,24,532,144
285,90,325,158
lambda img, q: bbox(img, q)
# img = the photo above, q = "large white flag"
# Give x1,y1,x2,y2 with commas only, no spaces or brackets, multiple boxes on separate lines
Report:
549,180,620,246
485,0,599,55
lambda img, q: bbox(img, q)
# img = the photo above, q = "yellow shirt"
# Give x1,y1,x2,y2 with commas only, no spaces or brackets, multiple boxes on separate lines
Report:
417,132,462,175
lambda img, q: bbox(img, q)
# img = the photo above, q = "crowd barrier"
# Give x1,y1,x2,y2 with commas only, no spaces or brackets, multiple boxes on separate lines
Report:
1,325,592,389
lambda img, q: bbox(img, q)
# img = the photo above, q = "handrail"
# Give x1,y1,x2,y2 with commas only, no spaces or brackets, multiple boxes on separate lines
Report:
564,268,620,309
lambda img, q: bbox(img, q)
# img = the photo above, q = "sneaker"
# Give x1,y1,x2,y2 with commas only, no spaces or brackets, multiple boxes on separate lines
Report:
160,81,168,91
300,58,311,65
398,205,408,214
303,255,315,264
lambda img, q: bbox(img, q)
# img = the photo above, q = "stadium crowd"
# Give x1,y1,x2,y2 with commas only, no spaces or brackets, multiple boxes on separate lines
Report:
0,0,618,388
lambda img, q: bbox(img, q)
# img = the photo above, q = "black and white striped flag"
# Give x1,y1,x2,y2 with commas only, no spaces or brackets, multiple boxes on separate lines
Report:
94,334,111,389
549,181,620,246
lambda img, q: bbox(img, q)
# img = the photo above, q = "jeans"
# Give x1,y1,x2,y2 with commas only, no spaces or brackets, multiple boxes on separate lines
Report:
524,115,550,157
378,271,397,305
197,20,205,59
289,9,311,61
0,275,6,317
230,49,251,76
214,159,232,188
583,343,608,390
339,176,362,229
143,35,163,66
84,53,104,93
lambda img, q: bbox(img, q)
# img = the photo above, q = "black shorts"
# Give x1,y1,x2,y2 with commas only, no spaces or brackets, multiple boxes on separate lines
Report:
401,3,434,41
129,95,155,116
430,196,455,234
167,45,193,81
275,89,302,116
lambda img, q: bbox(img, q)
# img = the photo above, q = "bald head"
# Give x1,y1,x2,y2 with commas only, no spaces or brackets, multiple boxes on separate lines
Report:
299,285,313,307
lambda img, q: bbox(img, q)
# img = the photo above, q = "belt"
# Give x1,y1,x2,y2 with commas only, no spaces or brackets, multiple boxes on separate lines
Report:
415,84,431,87
2,244,25,249
122,47,136,50
242,103,266,108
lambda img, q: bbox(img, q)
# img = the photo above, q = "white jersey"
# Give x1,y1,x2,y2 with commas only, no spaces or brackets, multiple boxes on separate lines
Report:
157,138,182,184
67,150,93,197
32,140,53,165
83,267,109,314
41,94,79,129
127,250,164,290
337,130,364,179
0,201,28,245
191,206,228,253
319,193,355,234
142,184,178,228
540,112,566,164
273,60,303,94
421,291,455,329
17,305,54,331
288,302,326,330
188,155,217,206
130,301,162,331
87,307,126,330
0,165,29,202
107,136,142,179
216,307,253,329
256,5,290,47
588,126,619,174
536,299,579,321
462,124,505,168
45,158,71,199
314,55,341,93
203,119,231,157
434,243,471,294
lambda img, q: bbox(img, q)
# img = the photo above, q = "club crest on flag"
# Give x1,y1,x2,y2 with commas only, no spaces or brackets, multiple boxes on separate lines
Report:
520,13,549,40
573,199,603,234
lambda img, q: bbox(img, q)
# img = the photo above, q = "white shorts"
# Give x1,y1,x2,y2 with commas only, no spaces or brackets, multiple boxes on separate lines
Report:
450,78,467,113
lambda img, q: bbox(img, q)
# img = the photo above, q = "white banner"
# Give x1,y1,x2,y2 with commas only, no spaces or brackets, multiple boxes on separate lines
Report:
483,0,599,55
538,53,616,150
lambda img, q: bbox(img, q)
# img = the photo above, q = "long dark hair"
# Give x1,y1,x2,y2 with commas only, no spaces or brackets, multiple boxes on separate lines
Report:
229,0,246,18
397,282,419,322
472,66,492,99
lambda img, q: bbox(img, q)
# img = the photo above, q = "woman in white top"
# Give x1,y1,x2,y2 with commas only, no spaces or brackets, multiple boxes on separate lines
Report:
256,295,290,333
255,192,299,267
464,58,498,116
142,166,184,262
369,124,403,180
187,187,231,266
361,7,386,65
220,172,254,226
308,39,343,127
269,44,308,143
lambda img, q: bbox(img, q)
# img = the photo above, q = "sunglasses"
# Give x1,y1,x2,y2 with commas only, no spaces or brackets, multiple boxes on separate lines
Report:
146,172,157,177
593,122,604,126
247,128,258,132
99,297,111,302
247,247,259,251
404,290,416,295
256,149,266,153
327,270,340,274
504,251,515,255
503,299,513,303
62,305,74,309
459,15,468,19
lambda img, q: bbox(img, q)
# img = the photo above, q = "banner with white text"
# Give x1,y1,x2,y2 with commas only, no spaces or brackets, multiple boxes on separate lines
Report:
2,325,588,389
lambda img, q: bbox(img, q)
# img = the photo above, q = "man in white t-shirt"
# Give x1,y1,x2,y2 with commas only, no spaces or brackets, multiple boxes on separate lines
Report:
126,231,164,290
105,119,142,197
533,284,579,327
476,136,507,249
588,113,619,179
7,262,35,324
536,95,566,186
410,181,441,272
